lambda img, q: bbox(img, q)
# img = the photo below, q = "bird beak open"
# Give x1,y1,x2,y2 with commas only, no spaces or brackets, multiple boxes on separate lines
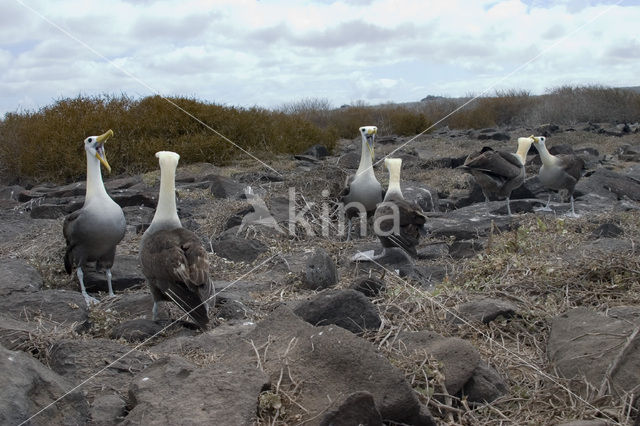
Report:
95,130,114,173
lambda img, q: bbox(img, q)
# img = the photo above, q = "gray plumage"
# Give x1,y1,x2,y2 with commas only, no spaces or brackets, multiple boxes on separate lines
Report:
140,151,213,330
532,136,585,216
459,137,533,215
340,126,383,239
63,129,125,305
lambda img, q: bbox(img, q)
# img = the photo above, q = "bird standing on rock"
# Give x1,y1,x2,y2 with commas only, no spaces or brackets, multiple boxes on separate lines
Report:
531,135,584,217
459,136,533,215
63,129,126,306
340,126,383,240
373,158,426,258
140,151,213,330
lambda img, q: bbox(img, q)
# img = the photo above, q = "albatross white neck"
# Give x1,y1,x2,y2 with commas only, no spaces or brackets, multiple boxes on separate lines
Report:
384,158,403,200
356,136,375,177
84,150,109,202
150,151,181,230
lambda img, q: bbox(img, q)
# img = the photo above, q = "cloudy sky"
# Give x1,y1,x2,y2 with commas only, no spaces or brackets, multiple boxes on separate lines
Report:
1,0,638,116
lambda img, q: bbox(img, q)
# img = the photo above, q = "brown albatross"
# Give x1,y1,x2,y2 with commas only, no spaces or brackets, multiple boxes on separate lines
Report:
531,135,585,217
373,158,426,258
63,129,125,306
459,136,533,215
340,126,383,240
140,151,213,330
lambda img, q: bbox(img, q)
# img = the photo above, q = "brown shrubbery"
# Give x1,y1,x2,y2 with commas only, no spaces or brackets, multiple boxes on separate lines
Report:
1,85,639,183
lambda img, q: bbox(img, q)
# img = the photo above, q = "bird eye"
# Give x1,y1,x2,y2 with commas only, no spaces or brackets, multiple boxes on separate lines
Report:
88,138,93,142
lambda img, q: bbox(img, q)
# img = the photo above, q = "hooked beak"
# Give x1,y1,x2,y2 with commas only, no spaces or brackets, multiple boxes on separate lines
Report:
95,129,114,173
530,134,539,143
365,128,377,160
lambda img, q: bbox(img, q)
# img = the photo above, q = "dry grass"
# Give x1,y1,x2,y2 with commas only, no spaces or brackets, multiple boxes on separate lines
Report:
3,85,639,185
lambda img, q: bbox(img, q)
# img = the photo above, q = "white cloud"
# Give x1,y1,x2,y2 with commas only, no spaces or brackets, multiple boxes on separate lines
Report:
0,0,639,116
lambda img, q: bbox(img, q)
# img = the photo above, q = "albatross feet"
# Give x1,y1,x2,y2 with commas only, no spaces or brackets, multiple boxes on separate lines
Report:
82,293,100,307
533,205,553,212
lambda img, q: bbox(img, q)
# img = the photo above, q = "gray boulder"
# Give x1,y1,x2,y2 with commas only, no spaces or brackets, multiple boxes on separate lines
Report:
211,235,268,262
49,338,154,402
548,307,640,398
228,306,427,425
294,289,381,334
0,343,90,425
0,289,88,324
303,248,338,290
124,355,268,425
0,258,43,296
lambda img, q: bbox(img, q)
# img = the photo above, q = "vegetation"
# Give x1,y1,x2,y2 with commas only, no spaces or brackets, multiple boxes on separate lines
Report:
1,85,639,183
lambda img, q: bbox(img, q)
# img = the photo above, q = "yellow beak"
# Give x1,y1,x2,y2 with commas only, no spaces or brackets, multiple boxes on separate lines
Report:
530,134,539,143
95,129,114,173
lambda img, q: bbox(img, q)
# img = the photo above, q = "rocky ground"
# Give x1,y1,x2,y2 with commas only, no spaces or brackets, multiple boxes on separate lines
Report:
1,122,640,425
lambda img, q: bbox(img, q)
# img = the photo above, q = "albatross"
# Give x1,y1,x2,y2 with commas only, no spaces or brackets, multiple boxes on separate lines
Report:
531,135,584,217
459,136,533,215
140,151,213,330
372,158,426,258
340,126,383,240
63,129,126,306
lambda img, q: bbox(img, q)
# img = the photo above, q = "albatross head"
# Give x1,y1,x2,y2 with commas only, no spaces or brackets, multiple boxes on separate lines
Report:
531,135,546,147
359,126,377,161
84,129,114,173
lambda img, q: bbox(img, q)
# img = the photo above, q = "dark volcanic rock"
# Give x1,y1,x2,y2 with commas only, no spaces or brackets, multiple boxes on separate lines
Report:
396,331,480,395
110,319,165,342
211,235,268,262
0,258,43,296
304,144,330,159
417,242,449,260
302,248,339,290
575,168,640,201
0,313,36,351
548,307,640,398
401,180,439,212
294,289,381,334
124,355,268,425
91,394,126,426
49,338,153,402
319,392,383,426
0,289,88,324
462,361,509,403
450,298,518,324
84,255,145,293
0,343,90,425
337,152,360,169
449,239,486,259
350,276,386,297
208,175,247,199
231,306,426,425
590,223,624,239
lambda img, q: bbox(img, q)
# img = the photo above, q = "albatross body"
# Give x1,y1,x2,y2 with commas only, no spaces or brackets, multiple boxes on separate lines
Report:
63,129,125,306
460,137,533,215
373,158,426,258
340,126,383,239
531,136,584,217
140,151,213,330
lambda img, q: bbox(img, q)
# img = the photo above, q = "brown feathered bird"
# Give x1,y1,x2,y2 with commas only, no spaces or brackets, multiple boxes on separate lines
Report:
373,158,426,258
140,151,213,330
459,137,533,215
63,129,125,306
531,136,585,217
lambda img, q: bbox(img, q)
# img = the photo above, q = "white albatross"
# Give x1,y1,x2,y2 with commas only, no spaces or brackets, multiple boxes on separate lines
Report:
340,126,383,240
63,129,126,306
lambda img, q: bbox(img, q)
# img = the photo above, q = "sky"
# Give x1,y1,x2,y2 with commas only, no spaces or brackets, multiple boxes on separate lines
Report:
1,0,639,116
